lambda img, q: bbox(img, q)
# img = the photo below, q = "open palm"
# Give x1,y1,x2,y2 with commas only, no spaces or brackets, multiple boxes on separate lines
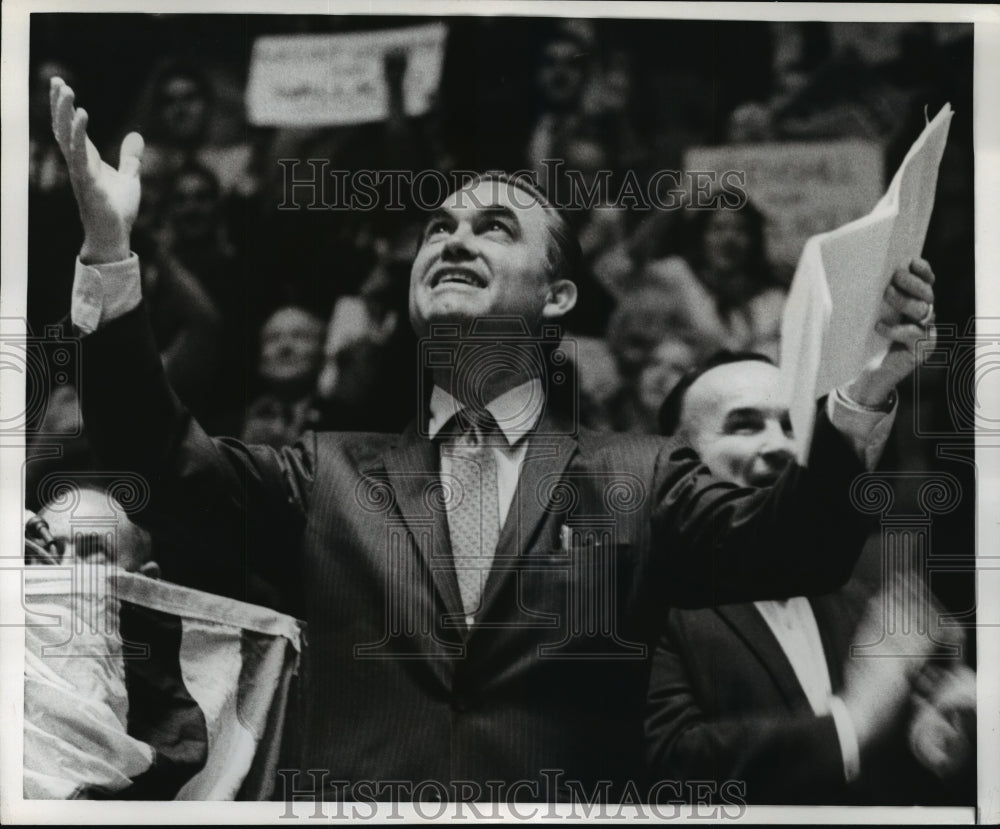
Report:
50,77,144,263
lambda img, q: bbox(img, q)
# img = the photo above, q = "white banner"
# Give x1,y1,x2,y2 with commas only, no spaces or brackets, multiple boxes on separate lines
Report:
246,24,448,127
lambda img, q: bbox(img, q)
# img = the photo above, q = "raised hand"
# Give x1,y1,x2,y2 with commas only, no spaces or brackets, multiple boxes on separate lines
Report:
846,257,937,408
50,76,144,264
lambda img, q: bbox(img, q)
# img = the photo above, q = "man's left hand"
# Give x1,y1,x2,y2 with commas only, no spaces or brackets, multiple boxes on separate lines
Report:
845,257,936,408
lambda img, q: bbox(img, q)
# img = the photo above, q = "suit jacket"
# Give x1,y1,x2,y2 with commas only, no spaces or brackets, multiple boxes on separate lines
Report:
645,584,960,805
79,304,871,801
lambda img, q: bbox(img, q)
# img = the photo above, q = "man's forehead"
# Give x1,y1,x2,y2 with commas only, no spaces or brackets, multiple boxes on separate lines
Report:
442,179,547,215
39,489,123,531
685,361,784,420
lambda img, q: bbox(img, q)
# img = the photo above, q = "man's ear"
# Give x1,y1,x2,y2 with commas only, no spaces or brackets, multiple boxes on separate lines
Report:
137,561,161,580
541,279,578,319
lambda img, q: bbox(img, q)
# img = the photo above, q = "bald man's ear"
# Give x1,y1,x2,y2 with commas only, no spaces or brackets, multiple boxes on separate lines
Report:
542,279,578,319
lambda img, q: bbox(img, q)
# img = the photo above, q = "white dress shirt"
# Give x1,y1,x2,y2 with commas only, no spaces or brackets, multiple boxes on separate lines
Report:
753,597,862,783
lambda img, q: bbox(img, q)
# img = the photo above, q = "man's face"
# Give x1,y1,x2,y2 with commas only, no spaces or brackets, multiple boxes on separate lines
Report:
259,307,325,387
680,361,796,487
168,171,217,241
409,180,557,338
159,76,208,143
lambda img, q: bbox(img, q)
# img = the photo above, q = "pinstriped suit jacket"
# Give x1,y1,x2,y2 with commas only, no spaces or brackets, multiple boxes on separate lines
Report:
81,304,871,801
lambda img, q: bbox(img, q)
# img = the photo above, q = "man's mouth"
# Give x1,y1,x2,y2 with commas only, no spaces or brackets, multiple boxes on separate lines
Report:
430,267,487,289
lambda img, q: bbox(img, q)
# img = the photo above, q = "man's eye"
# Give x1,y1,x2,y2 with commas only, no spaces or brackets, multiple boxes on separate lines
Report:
484,219,512,234
425,221,449,237
725,418,763,435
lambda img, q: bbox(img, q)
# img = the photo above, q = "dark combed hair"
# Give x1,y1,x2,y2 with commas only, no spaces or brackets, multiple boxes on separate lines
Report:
657,350,776,436
450,171,583,287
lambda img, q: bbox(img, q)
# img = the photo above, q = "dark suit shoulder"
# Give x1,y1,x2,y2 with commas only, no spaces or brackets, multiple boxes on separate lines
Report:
575,428,674,460
309,429,400,470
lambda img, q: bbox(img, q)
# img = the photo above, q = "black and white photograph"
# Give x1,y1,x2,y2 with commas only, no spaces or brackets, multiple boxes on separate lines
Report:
1,1,996,823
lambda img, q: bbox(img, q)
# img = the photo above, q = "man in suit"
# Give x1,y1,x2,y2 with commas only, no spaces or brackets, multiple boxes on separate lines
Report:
645,353,973,805
48,77,938,803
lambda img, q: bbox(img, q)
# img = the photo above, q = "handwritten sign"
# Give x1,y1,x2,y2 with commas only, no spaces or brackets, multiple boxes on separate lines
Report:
246,24,448,127
684,140,885,268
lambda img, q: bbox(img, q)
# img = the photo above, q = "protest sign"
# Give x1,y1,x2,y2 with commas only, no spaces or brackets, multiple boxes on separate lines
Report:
685,140,885,269
246,24,447,127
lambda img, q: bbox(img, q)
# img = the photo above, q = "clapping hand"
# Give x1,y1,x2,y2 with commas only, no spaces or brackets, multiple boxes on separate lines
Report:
909,663,976,780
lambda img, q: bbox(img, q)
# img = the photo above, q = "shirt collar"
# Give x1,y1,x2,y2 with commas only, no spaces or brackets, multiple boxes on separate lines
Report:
427,378,545,447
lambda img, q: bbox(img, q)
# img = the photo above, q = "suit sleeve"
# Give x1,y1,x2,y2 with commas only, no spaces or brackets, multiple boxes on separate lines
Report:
652,405,872,606
79,302,313,598
645,614,848,805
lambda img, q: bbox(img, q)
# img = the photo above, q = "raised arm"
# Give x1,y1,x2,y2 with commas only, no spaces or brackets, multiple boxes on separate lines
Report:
50,78,311,599
653,257,937,604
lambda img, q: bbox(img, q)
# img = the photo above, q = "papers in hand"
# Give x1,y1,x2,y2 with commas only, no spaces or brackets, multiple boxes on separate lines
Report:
779,103,953,462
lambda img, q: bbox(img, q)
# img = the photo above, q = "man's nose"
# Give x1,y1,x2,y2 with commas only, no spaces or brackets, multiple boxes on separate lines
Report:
760,423,796,464
441,223,476,259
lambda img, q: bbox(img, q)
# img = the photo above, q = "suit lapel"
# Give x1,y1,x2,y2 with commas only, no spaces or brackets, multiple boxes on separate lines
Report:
476,422,579,623
382,427,466,625
716,604,811,710
809,592,856,693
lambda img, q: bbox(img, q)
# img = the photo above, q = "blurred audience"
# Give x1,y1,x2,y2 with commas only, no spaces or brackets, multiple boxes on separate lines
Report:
595,284,707,433
643,203,786,361
241,305,326,448
134,62,254,247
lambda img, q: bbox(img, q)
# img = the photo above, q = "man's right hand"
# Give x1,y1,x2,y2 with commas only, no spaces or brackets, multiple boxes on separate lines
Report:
50,77,144,265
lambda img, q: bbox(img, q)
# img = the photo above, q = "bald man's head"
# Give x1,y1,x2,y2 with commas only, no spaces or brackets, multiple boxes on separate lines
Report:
670,358,797,488
38,486,159,577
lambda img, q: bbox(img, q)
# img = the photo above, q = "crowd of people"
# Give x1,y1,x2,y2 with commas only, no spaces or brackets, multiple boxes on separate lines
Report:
27,18,973,458
22,14,977,807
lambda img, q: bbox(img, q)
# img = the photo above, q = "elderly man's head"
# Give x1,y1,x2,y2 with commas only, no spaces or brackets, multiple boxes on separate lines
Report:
36,485,158,576
659,353,797,488
408,174,579,339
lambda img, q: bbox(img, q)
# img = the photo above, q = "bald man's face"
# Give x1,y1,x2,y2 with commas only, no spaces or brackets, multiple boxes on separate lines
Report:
39,488,154,573
680,361,797,487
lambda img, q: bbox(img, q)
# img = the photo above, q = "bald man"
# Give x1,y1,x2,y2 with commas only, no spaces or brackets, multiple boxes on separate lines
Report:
645,353,972,805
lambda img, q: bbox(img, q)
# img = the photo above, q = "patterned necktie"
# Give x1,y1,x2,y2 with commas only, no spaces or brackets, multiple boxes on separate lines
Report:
443,418,501,619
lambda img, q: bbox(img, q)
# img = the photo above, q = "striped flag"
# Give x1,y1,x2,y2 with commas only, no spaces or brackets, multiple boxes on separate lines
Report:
23,567,303,800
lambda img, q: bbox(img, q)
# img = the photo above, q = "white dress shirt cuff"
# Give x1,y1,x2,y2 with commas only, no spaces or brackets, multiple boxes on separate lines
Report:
826,386,896,471
71,255,142,334
828,695,861,783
